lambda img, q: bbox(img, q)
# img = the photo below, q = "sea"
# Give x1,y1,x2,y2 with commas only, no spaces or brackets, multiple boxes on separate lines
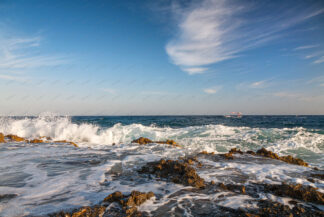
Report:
0,114,323,216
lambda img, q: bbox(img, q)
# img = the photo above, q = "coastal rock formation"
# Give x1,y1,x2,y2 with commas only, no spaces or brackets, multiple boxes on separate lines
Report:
5,134,26,142
265,183,324,204
0,133,79,147
131,137,153,144
0,133,5,143
255,148,309,167
104,191,154,216
50,191,154,217
131,137,181,147
54,140,79,147
199,148,309,166
50,205,106,217
139,159,205,188
29,139,44,143
243,200,324,217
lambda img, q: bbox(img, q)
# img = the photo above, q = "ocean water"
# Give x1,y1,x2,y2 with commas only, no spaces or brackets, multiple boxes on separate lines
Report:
0,114,323,216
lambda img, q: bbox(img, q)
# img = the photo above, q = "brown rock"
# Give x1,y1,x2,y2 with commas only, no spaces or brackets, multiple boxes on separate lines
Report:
5,134,26,142
0,133,5,143
229,148,243,154
49,205,105,217
140,159,205,188
104,191,154,216
29,139,44,143
265,183,324,204
103,191,123,203
132,137,181,148
54,140,78,147
131,137,153,144
254,148,308,167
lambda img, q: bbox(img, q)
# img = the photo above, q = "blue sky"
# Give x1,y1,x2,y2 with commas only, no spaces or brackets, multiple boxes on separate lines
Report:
0,0,324,115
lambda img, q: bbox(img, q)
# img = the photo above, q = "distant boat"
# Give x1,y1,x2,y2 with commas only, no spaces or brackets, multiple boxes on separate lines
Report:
224,112,242,118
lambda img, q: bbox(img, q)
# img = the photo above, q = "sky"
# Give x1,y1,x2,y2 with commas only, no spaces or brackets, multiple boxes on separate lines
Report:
0,0,324,115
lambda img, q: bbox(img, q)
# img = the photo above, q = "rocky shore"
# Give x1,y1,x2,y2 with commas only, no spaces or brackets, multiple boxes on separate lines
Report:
1,136,323,217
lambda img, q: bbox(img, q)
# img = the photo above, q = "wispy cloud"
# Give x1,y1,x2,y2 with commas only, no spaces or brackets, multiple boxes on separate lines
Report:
294,44,319,50
0,73,27,81
0,31,69,71
313,56,324,64
203,85,222,94
249,80,268,88
182,67,208,75
165,0,324,74
236,80,271,89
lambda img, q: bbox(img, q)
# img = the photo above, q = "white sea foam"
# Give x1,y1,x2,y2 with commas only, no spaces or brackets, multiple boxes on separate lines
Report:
0,115,323,156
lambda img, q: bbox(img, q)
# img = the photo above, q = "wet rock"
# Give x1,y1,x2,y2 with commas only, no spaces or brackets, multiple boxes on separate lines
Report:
0,194,18,202
132,137,181,147
50,191,153,217
218,183,246,194
139,159,205,188
221,152,234,160
5,134,26,142
265,183,324,204
255,148,308,167
251,200,324,217
229,148,244,155
103,191,124,203
54,140,79,147
131,137,153,144
39,136,52,140
49,205,106,217
29,139,44,143
0,132,5,143
310,172,324,180
199,151,215,155
103,191,154,216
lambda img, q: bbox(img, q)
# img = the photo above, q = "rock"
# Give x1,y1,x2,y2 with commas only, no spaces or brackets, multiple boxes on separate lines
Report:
0,133,5,143
103,191,154,216
265,183,324,204
5,134,26,142
54,140,79,147
131,137,153,144
218,183,246,194
29,139,44,143
103,191,124,203
50,191,153,217
139,159,205,188
199,151,215,155
221,152,234,160
254,200,324,217
49,205,105,217
229,148,243,154
132,137,181,148
39,136,52,140
255,148,308,167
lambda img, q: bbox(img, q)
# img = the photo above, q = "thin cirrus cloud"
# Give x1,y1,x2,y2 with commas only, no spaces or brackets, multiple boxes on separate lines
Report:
165,0,324,74
313,56,324,64
203,85,222,94
0,32,69,72
294,44,319,50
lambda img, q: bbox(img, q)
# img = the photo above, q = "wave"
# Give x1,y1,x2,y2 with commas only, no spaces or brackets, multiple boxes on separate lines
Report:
0,114,323,155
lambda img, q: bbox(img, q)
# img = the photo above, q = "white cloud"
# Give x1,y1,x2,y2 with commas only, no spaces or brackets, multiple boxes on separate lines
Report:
313,56,324,64
182,67,208,75
249,80,267,88
165,0,324,74
294,44,319,50
0,32,68,70
203,85,222,94
0,73,27,81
